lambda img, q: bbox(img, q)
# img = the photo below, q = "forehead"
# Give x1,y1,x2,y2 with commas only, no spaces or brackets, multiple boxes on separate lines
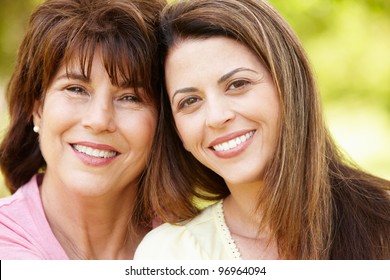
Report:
167,36,261,67
60,48,139,87
165,37,267,84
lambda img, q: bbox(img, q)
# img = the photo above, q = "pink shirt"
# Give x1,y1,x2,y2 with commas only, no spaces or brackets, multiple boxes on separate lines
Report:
0,175,68,259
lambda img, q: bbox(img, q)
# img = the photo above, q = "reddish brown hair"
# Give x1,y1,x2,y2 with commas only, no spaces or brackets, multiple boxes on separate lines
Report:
0,0,165,193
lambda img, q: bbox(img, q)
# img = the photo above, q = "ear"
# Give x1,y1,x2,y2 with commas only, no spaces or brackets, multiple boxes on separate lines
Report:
32,100,43,128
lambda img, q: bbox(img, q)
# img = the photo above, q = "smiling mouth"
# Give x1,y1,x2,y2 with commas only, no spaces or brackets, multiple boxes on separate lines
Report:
72,144,119,158
212,130,255,152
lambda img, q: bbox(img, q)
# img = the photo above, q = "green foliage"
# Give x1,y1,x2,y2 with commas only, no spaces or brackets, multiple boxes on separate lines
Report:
0,0,389,198
0,0,41,78
271,0,390,108
270,0,390,180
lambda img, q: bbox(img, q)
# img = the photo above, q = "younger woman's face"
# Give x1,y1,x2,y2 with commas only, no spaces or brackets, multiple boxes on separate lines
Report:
33,51,157,196
165,37,280,188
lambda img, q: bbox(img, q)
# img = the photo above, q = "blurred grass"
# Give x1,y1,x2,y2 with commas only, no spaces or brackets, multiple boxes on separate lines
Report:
0,0,389,198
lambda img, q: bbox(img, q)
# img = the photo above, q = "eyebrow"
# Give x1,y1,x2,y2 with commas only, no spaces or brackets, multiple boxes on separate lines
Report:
56,70,141,89
217,67,258,84
173,86,198,94
171,67,258,103
56,71,89,83
172,86,198,102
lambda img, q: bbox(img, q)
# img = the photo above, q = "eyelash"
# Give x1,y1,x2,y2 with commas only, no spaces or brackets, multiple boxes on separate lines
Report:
118,94,142,103
65,85,143,103
227,79,251,90
66,86,87,95
178,96,201,110
175,79,252,111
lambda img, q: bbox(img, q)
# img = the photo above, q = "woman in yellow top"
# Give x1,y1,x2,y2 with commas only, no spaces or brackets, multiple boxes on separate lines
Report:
135,0,390,259
0,0,165,259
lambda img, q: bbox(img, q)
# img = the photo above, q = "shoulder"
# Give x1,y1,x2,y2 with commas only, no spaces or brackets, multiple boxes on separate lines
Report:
0,177,40,259
0,245,43,260
135,202,220,260
0,179,34,225
0,175,40,222
0,175,68,260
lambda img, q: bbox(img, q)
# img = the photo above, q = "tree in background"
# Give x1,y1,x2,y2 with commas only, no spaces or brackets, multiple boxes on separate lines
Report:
271,0,390,180
0,0,44,197
0,0,389,198
0,0,40,77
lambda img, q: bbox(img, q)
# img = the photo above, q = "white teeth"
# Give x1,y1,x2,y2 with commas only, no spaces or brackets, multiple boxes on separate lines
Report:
212,131,255,152
228,139,237,148
73,144,117,158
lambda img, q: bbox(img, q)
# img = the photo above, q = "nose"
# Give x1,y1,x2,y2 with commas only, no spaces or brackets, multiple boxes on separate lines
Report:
205,95,235,128
82,95,116,133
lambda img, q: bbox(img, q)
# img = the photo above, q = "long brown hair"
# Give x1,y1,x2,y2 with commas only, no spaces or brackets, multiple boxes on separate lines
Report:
144,0,390,259
0,0,165,227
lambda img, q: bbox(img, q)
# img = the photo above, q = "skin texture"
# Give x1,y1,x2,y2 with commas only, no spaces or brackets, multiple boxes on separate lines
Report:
165,37,280,259
143,0,390,259
166,37,280,189
32,51,156,259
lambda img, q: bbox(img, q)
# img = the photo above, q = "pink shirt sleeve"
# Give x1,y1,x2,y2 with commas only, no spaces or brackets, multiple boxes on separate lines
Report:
0,175,68,259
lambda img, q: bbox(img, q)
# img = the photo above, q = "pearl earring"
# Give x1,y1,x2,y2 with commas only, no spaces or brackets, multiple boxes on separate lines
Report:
33,125,40,133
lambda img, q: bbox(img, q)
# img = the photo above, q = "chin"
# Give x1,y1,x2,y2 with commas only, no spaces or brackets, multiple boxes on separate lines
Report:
224,175,263,187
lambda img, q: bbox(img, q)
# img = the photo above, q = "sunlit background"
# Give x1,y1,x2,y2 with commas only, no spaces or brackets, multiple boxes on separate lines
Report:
0,0,389,197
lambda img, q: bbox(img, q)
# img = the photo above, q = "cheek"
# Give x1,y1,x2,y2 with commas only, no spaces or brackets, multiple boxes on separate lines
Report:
37,109,72,164
40,105,73,139
173,117,194,151
247,92,281,128
121,111,157,148
40,94,78,129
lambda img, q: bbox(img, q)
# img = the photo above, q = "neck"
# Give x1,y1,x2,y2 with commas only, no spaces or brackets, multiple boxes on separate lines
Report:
40,176,147,259
223,181,279,259
223,180,267,238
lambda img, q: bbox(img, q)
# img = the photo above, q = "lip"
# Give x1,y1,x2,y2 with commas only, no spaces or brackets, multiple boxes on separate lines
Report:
208,129,255,147
70,141,120,166
208,129,256,159
71,141,119,152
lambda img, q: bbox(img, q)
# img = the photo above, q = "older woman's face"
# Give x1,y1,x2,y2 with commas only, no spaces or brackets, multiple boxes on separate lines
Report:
33,51,157,196
165,37,280,188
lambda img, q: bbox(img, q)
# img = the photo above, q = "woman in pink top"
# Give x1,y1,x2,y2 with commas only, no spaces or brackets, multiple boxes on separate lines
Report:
0,0,165,259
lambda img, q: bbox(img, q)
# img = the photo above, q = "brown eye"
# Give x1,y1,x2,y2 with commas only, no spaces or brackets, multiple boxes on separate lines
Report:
119,95,142,103
178,96,201,109
228,79,250,90
66,86,87,95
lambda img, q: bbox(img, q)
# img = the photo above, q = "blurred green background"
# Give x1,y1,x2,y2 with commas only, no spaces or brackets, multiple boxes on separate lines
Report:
0,0,389,198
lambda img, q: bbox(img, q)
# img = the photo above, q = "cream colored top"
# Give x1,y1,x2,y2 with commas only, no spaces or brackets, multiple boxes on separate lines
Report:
134,200,241,259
